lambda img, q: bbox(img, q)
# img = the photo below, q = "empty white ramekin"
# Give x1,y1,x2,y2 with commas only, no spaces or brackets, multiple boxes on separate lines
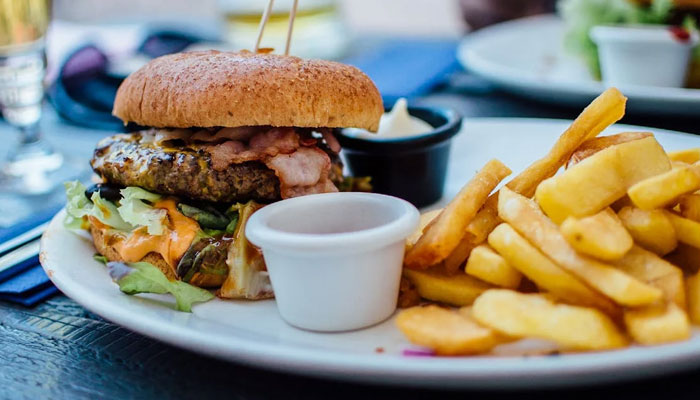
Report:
245,192,419,332
590,25,699,88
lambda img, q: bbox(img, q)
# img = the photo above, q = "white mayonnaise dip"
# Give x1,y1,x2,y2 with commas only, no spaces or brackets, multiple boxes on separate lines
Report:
343,98,433,140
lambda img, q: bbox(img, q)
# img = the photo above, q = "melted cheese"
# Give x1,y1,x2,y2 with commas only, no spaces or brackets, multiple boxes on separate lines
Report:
115,199,199,270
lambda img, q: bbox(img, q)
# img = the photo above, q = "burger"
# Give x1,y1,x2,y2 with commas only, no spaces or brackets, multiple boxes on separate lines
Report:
559,0,700,87
64,50,383,301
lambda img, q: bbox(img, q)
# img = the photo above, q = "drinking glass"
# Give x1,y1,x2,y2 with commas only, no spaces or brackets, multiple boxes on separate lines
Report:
0,0,74,196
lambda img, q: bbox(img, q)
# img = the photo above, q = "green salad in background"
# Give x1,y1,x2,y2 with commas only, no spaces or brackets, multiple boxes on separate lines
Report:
558,0,700,86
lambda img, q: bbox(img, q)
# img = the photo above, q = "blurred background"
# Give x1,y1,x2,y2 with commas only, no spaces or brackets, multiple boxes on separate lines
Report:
0,0,560,230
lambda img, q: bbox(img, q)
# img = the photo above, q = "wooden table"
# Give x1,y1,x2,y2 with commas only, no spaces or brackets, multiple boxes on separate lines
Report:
2,74,700,399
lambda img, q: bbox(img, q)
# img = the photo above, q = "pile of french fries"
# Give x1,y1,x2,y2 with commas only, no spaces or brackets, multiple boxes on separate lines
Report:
397,88,700,356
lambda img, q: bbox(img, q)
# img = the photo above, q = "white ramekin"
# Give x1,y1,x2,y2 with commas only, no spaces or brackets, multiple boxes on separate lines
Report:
590,25,699,88
245,192,420,332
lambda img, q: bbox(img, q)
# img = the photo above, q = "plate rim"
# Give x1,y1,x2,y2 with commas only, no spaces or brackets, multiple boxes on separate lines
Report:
40,118,700,389
457,15,700,104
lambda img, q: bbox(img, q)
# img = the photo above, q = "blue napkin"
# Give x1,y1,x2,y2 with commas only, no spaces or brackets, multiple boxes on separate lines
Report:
0,204,63,306
0,284,59,306
0,264,51,294
343,39,461,105
0,204,62,245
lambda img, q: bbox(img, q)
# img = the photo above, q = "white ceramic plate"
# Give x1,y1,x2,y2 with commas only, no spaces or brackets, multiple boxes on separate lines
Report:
41,118,700,389
457,15,700,117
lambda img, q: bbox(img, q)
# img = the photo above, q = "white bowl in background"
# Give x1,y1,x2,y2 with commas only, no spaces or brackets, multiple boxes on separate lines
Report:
245,192,419,332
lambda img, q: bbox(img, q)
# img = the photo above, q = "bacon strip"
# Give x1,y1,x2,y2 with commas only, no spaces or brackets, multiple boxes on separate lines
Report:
201,126,339,198
265,147,338,198
205,128,300,171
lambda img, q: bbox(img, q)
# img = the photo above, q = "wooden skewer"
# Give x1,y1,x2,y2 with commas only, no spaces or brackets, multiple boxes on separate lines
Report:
284,0,299,55
254,0,275,53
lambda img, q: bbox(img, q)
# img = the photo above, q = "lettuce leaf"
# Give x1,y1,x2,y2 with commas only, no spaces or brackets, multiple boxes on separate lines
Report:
64,181,131,231
91,192,132,231
64,181,92,230
107,261,214,312
117,187,166,235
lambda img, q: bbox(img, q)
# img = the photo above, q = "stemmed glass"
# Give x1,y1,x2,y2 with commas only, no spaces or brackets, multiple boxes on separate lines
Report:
0,0,79,215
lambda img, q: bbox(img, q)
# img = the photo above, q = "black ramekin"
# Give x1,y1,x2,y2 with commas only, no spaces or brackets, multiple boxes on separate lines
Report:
337,106,463,208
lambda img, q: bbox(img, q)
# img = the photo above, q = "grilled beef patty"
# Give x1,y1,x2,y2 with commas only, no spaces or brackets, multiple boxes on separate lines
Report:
91,131,344,203
91,132,281,203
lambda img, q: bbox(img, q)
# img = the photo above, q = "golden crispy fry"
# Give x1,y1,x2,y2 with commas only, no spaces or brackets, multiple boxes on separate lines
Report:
614,246,686,309
442,235,475,274
472,290,628,350
465,195,500,244
487,223,619,315
672,161,692,169
406,209,442,249
405,160,511,269
499,187,662,306
618,206,677,255
465,88,628,242
536,137,671,223
679,193,700,222
396,305,505,355
628,164,700,210
560,208,633,261
567,132,652,167
686,272,700,323
666,243,700,276
403,268,492,307
624,303,690,345
465,244,522,289
668,148,700,164
665,211,700,250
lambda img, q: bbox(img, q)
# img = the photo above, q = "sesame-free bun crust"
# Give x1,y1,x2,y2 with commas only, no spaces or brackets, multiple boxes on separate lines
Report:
113,50,383,131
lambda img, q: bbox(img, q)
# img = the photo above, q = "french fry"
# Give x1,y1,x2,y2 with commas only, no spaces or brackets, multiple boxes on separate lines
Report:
499,187,662,306
628,163,700,210
406,209,442,249
614,246,686,309
560,208,633,261
465,244,522,289
666,243,700,276
668,148,700,164
404,159,511,269
488,223,620,315
402,268,492,307
536,137,671,223
679,193,700,222
472,290,628,350
618,206,677,256
465,88,628,241
686,271,700,323
567,132,652,167
624,303,690,345
442,236,475,274
665,211,700,250
396,305,505,355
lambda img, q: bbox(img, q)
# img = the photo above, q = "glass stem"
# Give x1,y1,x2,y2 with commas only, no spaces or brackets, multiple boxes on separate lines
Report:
18,123,41,145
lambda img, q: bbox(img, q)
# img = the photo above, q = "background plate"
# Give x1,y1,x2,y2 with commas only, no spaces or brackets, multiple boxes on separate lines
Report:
41,118,700,389
457,15,700,117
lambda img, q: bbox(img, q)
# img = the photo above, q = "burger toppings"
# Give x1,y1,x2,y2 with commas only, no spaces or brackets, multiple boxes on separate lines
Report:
91,127,344,204
266,147,338,198
106,260,214,312
64,181,274,303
